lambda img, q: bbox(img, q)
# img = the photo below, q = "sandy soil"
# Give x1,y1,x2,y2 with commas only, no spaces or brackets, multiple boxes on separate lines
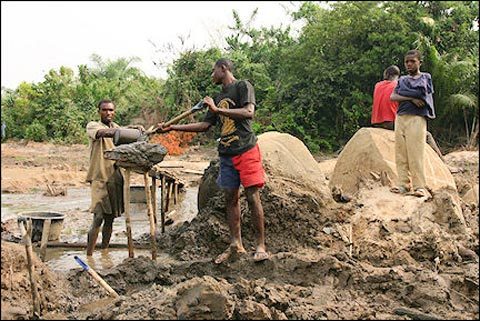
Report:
1,141,214,194
1,137,478,320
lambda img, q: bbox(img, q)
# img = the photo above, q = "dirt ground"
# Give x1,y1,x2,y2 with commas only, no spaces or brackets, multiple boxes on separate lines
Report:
1,136,478,320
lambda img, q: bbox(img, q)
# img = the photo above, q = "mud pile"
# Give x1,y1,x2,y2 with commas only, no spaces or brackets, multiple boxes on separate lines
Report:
156,131,337,261
1,132,478,320
0,241,76,319
444,150,479,205
104,141,168,172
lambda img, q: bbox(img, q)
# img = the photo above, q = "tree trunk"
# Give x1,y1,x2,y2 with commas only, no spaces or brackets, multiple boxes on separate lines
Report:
468,117,479,150
463,108,470,146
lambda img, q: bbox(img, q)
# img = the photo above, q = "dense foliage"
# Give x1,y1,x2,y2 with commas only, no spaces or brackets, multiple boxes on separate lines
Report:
1,56,162,144
2,1,478,152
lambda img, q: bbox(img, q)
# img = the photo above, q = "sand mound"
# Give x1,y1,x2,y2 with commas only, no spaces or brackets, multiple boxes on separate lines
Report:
329,127,456,195
257,132,331,198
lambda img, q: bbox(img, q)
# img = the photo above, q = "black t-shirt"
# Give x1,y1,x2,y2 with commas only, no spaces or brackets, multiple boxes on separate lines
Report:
203,80,257,156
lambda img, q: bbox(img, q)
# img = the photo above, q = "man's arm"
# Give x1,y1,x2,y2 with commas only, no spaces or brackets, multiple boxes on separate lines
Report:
390,92,414,102
95,128,117,138
86,121,117,139
159,121,212,133
204,96,255,120
390,92,425,108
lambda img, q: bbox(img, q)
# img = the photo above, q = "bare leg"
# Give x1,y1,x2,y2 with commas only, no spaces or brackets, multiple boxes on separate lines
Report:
101,216,114,249
214,188,246,264
87,213,103,256
246,186,269,261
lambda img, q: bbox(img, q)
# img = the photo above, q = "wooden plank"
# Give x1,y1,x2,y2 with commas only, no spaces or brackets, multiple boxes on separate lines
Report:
19,220,41,318
161,175,165,233
39,219,51,261
151,177,157,225
40,242,150,249
123,169,134,258
144,173,157,260
393,307,441,320
181,169,204,175
173,183,178,205
165,181,171,212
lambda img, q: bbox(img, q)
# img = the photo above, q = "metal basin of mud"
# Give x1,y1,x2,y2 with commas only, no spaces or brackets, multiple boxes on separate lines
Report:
17,211,65,242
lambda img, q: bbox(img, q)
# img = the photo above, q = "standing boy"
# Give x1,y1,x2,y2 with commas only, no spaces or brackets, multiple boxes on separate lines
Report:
158,58,269,263
390,50,435,198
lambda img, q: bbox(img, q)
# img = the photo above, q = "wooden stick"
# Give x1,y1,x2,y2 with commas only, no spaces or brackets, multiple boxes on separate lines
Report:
164,109,195,127
393,307,441,320
349,224,353,258
156,165,184,168
173,183,178,205
38,241,150,249
161,175,165,233
9,263,13,301
46,183,54,196
123,169,134,258
151,177,157,225
181,169,204,175
74,256,119,298
143,173,157,260
19,220,41,318
39,219,51,262
165,181,171,212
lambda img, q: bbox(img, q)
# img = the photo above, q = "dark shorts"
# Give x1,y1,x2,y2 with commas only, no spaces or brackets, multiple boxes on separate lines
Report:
217,144,265,189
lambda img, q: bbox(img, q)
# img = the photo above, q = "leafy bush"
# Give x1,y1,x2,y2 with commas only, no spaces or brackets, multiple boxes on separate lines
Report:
25,121,47,142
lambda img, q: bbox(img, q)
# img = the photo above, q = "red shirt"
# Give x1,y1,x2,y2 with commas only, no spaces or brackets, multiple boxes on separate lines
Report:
371,80,399,124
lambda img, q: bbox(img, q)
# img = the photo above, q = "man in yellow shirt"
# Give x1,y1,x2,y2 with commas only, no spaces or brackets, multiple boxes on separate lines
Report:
85,99,124,255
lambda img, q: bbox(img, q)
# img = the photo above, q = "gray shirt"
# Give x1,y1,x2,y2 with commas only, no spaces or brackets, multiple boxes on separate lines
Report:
395,73,435,119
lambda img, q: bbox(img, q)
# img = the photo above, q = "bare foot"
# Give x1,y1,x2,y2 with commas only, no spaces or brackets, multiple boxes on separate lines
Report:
253,251,270,262
214,246,246,264
390,186,409,194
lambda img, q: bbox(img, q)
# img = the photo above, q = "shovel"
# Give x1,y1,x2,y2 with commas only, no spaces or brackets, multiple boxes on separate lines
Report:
74,255,119,298
113,101,207,145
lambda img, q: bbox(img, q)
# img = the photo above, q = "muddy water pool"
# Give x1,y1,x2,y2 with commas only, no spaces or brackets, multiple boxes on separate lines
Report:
1,186,198,272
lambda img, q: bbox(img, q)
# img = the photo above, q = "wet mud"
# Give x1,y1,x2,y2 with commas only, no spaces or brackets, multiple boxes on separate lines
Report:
1,138,478,320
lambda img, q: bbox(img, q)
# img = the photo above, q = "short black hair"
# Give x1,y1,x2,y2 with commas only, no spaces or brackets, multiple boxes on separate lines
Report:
215,58,234,72
383,65,400,80
405,49,422,61
97,99,115,110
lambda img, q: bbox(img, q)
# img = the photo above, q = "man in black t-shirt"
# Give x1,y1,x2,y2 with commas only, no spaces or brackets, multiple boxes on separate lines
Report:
158,58,269,263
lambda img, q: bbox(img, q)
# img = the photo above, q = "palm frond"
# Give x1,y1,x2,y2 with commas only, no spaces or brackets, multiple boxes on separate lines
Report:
447,93,478,110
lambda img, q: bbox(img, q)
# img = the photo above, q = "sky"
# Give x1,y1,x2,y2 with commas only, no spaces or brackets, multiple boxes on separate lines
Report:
1,1,303,90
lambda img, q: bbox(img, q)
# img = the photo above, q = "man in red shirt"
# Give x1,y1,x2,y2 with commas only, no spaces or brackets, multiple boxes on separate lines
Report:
371,65,400,130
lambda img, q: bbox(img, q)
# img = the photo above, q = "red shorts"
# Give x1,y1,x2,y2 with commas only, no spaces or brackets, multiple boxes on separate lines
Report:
217,144,265,189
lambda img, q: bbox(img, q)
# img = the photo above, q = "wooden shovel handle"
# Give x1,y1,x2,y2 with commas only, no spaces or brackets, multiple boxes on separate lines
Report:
164,109,195,127
145,104,204,136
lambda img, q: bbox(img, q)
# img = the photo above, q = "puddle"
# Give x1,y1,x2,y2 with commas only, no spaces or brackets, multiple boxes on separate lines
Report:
41,247,168,272
1,185,199,271
1,187,90,222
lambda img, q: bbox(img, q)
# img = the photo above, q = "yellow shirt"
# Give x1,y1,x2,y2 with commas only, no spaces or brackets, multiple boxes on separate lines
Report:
85,121,120,183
